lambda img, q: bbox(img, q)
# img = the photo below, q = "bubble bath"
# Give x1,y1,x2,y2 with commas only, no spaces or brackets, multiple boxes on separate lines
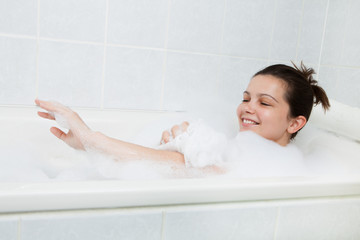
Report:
1,101,360,182
0,99,359,213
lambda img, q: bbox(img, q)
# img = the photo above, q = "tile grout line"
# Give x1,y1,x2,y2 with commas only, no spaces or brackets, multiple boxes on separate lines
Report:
160,51,169,111
219,0,227,56
17,217,22,240
0,33,36,39
100,0,110,109
35,0,41,99
215,0,228,102
0,32,278,62
1,31,342,69
272,207,280,240
267,0,278,63
316,0,330,79
334,0,353,98
339,0,352,69
295,0,305,62
38,36,103,46
160,211,167,240
160,0,172,111
320,63,360,69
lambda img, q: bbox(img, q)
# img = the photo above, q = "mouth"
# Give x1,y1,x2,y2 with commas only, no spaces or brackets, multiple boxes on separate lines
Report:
241,118,259,126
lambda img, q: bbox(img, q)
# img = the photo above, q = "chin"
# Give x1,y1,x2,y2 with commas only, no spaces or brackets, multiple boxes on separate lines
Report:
239,128,254,134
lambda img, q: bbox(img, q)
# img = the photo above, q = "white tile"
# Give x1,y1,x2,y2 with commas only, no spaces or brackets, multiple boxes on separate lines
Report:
219,57,268,104
296,0,328,64
164,206,277,240
267,60,294,66
0,37,37,105
222,0,275,58
38,40,103,108
163,52,221,111
0,217,18,240
318,66,360,108
167,0,225,54
341,0,360,66
103,47,164,110
333,67,360,108
40,0,106,42
0,0,37,36
318,66,339,101
107,0,168,48
276,201,360,240
268,60,309,67
320,0,350,65
270,0,303,61
21,211,162,240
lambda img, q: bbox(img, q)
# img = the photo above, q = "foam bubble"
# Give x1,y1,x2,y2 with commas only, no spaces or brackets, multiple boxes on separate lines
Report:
157,119,307,177
48,111,70,129
52,118,360,180
223,131,307,178
1,110,359,182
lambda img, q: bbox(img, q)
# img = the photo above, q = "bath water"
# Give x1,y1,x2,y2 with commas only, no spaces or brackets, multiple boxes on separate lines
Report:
1,109,359,182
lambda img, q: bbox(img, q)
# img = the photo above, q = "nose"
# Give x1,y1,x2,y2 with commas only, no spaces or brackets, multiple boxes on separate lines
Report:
244,101,255,114
237,101,255,118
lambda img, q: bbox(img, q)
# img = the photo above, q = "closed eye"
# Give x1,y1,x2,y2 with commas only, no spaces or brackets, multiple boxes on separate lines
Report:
261,102,271,106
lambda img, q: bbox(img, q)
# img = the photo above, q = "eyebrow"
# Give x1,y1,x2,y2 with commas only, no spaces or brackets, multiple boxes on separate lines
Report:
243,91,279,103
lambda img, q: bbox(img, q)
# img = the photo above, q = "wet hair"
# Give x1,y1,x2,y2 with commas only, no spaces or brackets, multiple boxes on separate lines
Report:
253,62,330,139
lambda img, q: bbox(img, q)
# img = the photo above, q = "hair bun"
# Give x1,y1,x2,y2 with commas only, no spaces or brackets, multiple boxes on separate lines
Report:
292,61,330,111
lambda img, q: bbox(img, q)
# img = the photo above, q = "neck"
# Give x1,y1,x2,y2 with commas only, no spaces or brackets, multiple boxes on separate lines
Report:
276,135,290,146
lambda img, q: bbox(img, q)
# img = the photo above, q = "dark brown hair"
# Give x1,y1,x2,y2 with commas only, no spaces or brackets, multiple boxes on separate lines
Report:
254,62,330,139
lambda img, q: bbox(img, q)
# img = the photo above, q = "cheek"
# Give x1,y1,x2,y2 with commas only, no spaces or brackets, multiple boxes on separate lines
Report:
265,109,290,128
261,110,284,129
264,111,278,122
236,104,242,118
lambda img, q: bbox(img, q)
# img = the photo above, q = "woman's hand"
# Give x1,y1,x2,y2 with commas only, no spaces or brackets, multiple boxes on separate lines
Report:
160,121,189,144
35,99,92,150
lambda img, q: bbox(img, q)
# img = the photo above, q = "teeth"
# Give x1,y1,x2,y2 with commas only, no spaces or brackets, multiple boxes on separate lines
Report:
243,119,257,124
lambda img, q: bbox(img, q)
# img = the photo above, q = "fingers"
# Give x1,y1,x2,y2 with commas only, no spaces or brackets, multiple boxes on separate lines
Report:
35,98,68,114
50,127,67,141
171,125,181,137
180,121,189,131
37,111,55,120
35,99,65,121
35,99,56,112
171,121,189,137
51,127,85,150
160,121,190,144
161,130,171,144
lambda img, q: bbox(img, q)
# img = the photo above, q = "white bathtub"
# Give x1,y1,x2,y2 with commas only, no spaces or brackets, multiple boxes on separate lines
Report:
1,101,360,239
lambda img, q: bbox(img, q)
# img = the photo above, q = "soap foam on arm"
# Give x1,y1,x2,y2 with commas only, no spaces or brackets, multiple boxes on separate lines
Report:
158,119,229,168
48,111,70,129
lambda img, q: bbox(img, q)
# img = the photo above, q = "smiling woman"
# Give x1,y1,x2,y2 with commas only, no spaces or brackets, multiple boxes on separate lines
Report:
237,62,330,146
36,62,330,172
238,74,301,146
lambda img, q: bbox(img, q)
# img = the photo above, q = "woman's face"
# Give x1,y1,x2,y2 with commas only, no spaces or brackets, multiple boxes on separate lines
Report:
236,74,293,146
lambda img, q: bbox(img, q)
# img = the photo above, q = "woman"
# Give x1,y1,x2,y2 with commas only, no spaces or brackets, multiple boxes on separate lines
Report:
35,62,330,169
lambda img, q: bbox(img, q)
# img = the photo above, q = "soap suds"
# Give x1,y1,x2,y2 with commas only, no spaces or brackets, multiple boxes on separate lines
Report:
1,110,359,181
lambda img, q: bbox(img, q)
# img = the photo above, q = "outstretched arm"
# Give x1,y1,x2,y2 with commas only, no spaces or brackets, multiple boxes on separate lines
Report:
35,99,185,165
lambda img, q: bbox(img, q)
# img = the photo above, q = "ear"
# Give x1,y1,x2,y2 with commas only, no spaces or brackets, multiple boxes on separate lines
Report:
287,115,307,134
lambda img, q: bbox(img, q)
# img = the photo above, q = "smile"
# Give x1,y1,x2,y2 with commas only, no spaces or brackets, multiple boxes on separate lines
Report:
242,118,259,125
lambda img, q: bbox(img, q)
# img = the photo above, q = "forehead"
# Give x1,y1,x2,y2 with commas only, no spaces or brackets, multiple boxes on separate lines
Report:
246,74,287,97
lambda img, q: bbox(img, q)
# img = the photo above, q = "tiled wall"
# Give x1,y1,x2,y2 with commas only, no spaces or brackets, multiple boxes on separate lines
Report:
1,197,360,240
0,0,359,110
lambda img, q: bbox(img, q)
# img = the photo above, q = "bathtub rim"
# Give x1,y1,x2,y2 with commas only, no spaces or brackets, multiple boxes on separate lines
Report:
1,175,360,213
